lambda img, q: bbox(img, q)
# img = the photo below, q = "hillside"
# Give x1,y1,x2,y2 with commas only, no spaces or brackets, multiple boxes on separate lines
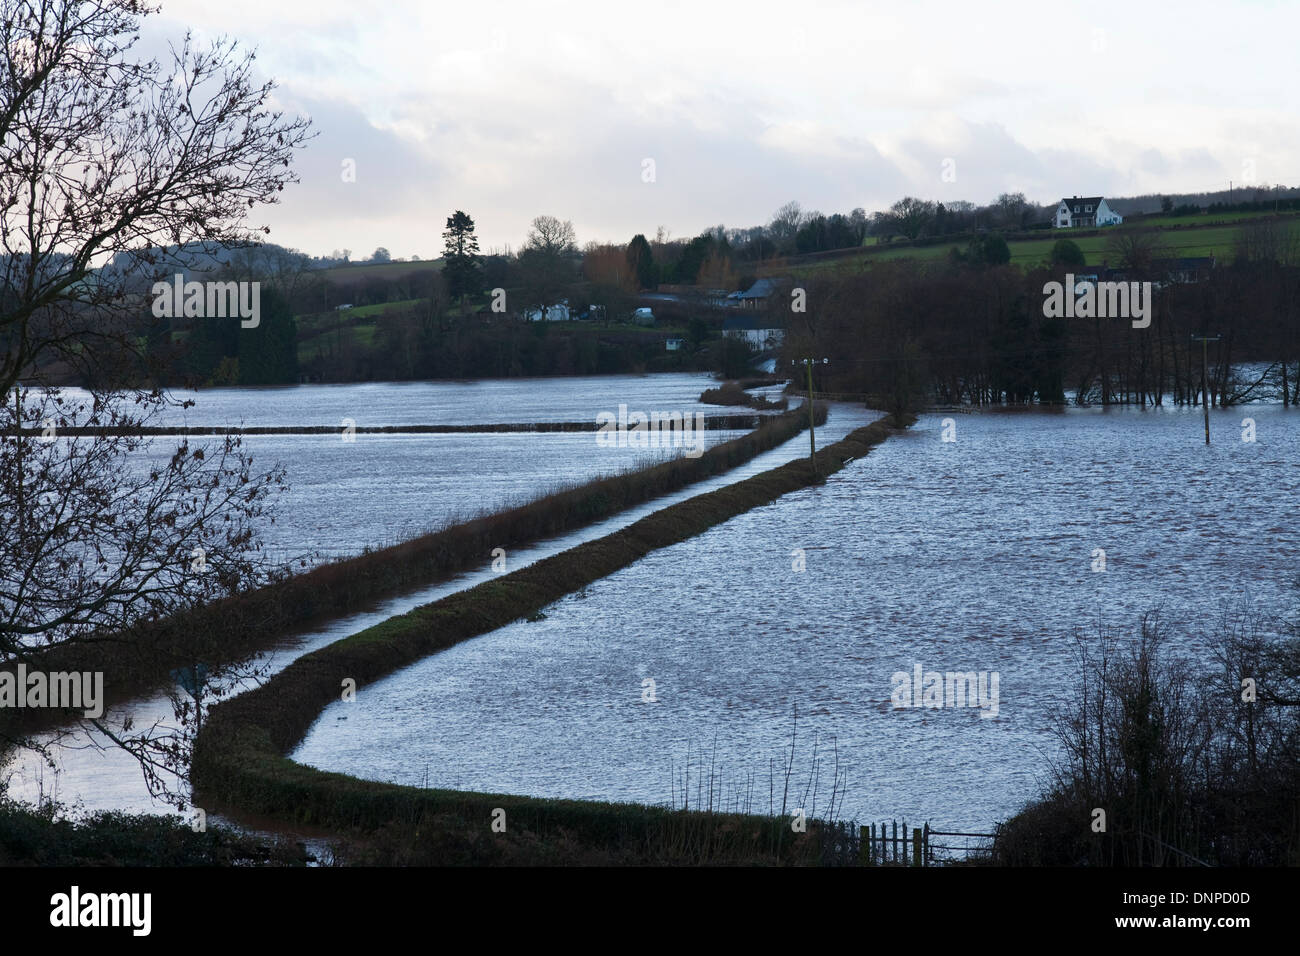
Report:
758,208,1300,278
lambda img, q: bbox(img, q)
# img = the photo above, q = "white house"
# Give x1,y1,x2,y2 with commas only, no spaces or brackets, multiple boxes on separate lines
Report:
723,316,784,350
665,337,685,351
1054,196,1123,228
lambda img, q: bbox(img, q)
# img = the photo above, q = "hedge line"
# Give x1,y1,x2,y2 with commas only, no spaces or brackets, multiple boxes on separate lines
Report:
7,415,769,437
1,402,825,737
191,413,913,865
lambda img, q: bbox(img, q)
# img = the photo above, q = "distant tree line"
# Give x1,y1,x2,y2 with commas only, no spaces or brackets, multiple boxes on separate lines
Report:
125,191,1300,390
785,220,1300,413
307,306,711,381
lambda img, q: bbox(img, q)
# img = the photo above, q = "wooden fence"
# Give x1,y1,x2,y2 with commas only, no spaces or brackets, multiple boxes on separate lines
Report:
859,821,996,866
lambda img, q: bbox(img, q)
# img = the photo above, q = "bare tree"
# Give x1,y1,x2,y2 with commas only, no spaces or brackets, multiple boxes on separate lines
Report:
1234,217,1299,267
766,201,803,252
524,215,576,257
1,0,309,804
1104,228,1169,274
994,191,1030,229
518,215,577,319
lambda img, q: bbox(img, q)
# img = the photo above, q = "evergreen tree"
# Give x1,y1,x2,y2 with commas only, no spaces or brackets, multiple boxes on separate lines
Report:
626,233,657,290
442,210,482,302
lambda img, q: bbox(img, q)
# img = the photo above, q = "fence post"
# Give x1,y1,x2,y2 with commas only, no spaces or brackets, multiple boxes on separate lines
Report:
912,828,923,867
860,825,871,866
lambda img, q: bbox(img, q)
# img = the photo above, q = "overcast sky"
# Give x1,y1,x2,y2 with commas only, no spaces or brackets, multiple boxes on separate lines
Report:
154,0,1298,258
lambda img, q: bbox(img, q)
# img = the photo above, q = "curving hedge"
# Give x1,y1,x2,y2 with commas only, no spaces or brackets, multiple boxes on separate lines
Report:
1,402,826,737
192,413,914,865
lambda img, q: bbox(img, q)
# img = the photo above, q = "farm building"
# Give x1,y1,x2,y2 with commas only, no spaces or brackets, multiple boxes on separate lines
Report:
734,277,787,309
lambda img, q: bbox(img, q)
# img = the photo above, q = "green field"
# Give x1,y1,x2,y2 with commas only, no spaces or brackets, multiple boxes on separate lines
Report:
315,259,442,282
296,322,378,363
295,299,424,343
774,212,1300,276
1122,208,1290,228
335,298,425,319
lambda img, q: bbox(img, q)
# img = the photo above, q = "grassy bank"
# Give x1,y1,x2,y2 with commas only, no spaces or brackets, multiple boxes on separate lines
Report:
0,403,825,738
190,413,912,865
700,382,788,410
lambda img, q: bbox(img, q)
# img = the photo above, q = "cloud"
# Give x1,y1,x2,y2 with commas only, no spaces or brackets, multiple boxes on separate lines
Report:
143,0,1300,256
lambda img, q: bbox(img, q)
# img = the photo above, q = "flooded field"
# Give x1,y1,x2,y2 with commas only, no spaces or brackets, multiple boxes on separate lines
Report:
293,405,1299,832
40,373,759,565
0,386,871,820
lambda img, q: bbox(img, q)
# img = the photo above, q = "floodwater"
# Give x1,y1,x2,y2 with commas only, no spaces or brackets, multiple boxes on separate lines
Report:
292,404,1299,833
52,373,778,427
1,378,871,824
36,373,764,566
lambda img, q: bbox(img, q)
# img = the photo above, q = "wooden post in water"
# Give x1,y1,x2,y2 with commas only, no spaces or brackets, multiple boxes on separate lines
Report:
912,828,923,867
892,820,898,863
793,357,828,478
1191,334,1220,445
807,360,816,475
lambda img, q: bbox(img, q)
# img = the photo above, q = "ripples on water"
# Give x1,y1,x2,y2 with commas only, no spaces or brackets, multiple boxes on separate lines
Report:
58,373,765,566
0,387,864,819
129,431,747,567
293,405,1300,832
55,373,759,427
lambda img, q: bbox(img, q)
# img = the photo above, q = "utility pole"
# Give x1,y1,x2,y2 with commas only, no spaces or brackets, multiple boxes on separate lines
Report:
1191,334,1221,444
792,357,828,476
